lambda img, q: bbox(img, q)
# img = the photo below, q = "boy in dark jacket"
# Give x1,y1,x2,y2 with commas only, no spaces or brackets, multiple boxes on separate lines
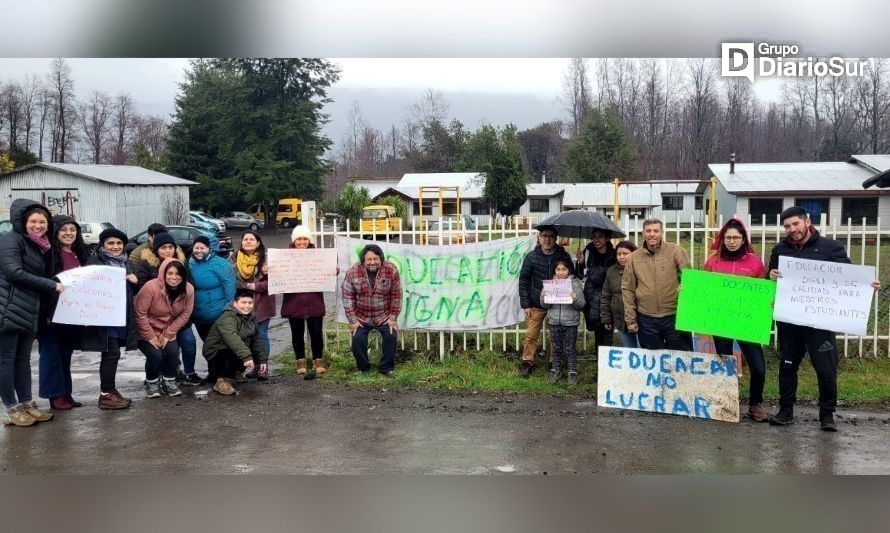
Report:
202,289,269,395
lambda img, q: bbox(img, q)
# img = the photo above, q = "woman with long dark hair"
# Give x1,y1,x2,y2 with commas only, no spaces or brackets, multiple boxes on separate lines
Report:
0,200,63,426
39,215,90,410
703,217,768,422
230,230,273,376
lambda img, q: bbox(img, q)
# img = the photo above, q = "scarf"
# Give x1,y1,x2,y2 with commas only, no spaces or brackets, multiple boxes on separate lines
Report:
98,247,129,269
235,250,260,279
719,244,748,262
26,231,51,253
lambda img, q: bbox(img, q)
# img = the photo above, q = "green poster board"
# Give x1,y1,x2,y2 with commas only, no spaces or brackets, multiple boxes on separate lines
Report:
676,269,776,345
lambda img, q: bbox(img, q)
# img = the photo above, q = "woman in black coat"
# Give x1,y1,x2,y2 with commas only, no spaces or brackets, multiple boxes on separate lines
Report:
78,229,139,410
38,215,90,410
0,199,63,427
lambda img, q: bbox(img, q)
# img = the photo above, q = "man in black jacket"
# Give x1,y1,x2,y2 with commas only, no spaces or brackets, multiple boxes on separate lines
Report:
518,226,572,378
767,206,881,431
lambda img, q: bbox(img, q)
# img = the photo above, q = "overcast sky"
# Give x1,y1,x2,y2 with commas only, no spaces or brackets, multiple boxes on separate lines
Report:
0,57,784,148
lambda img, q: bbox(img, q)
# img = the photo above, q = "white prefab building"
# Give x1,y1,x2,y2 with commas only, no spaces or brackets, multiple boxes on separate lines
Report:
0,163,196,236
381,172,490,225
350,177,402,201
561,182,706,226
705,155,890,227
517,183,565,222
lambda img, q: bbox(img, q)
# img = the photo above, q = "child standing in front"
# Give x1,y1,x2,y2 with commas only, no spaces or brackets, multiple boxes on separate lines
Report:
541,258,585,385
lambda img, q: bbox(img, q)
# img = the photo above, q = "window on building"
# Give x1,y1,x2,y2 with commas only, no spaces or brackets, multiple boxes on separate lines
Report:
412,201,433,216
748,198,784,225
841,197,878,225
662,195,683,210
695,195,704,210
794,198,830,225
470,200,490,215
529,198,549,213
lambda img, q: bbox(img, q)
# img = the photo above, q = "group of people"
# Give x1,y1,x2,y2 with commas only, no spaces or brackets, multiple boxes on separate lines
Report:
0,198,345,428
0,198,881,433
519,207,880,431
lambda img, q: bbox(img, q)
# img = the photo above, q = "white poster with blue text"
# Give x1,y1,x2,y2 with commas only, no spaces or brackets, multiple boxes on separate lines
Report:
336,235,536,331
597,346,740,423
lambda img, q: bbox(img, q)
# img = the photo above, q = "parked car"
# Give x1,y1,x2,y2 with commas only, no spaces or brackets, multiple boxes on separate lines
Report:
189,213,218,233
78,221,117,252
220,211,264,230
424,214,478,245
0,220,11,237
125,225,232,257
189,210,227,234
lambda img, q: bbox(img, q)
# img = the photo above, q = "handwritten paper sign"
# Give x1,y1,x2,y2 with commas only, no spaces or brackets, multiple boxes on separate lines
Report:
597,346,740,422
267,248,338,295
676,270,776,345
773,256,876,336
542,278,573,304
336,235,536,331
52,265,126,327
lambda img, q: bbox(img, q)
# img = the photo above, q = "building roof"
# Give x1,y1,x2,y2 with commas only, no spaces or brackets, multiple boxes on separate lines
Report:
562,183,693,208
850,154,890,173
397,172,485,198
9,162,196,186
708,161,877,194
351,178,402,200
526,183,566,197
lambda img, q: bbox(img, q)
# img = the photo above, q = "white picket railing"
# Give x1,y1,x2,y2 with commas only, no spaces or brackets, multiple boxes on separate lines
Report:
306,212,887,359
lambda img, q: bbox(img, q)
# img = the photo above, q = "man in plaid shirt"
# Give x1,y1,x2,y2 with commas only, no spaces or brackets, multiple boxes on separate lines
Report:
341,244,403,376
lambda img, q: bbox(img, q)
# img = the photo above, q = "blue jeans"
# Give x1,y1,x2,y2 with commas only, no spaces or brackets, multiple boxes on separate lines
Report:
0,331,36,408
176,326,197,375
351,323,397,373
38,327,74,399
636,313,692,351
256,319,271,355
616,329,639,348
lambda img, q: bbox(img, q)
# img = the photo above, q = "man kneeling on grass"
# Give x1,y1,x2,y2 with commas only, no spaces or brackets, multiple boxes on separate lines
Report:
202,289,269,396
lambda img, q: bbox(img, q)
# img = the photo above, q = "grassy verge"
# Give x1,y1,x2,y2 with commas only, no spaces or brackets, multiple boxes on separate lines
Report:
274,345,890,406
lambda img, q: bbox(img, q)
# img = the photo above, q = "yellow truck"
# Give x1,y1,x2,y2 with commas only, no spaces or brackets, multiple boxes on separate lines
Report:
361,205,401,238
248,198,302,228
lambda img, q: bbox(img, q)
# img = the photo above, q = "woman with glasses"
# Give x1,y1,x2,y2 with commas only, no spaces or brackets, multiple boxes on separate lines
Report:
703,217,768,422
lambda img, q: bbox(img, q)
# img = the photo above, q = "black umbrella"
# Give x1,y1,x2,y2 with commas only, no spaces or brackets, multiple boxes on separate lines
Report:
534,209,626,239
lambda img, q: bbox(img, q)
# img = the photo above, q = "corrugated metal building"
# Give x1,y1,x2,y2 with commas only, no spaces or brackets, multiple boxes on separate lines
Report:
0,163,196,236
562,182,705,224
705,156,890,227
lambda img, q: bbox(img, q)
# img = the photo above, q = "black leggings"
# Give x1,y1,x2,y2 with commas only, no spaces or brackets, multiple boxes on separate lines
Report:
100,337,123,393
288,317,324,360
207,349,243,382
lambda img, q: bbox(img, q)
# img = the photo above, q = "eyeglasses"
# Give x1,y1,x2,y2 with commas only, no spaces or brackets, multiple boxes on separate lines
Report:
724,236,744,242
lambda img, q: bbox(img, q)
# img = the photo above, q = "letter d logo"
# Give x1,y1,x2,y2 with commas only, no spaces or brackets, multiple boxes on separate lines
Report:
722,42,754,82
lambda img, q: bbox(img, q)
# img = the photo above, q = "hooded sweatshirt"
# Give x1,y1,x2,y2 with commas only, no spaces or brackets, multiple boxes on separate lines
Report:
134,258,194,342
703,217,766,278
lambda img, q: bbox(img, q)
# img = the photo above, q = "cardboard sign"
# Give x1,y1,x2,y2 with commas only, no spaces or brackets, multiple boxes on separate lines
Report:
773,256,876,336
542,278,573,304
52,265,127,327
267,248,338,295
597,346,740,423
676,269,776,345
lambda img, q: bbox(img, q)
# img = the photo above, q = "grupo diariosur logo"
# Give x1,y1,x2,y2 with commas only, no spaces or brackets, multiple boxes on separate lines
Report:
721,42,867,81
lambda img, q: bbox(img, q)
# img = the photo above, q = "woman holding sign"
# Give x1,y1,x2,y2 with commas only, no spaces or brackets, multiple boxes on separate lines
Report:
0,200,63,427
280,226,330,378
230,230,273,377
38,215,90,411
703,217,768,422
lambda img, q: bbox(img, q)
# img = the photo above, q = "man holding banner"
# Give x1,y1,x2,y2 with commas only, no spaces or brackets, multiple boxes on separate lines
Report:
767,206,881,431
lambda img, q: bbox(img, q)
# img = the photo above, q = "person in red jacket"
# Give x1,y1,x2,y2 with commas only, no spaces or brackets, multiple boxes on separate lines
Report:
703,217,768,422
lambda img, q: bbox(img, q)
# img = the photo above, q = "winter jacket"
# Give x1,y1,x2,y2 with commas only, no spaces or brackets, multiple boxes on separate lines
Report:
704,217,766,279
280,242,327,319
77,253,140,352
621,240,690,327
341,261,402,326
541,276,585,326
600,263,629,332
202,304,269,364
518,244,573,310
575,241,616,321
189,253,237,325
229,252,276,323
40,214,90,335
133,246,188,289
0,199,58,334
133,258,194,342
767,227,850,273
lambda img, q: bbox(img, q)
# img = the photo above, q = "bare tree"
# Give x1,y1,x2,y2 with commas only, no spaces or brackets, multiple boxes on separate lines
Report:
36,87,53,161
681,59,723,178
562,58,592,136
79,90,112,163
47,58,77,162
132,114,168,161
854,59,890,154
109,92,137,164
20,75,42,154
3,82,23,151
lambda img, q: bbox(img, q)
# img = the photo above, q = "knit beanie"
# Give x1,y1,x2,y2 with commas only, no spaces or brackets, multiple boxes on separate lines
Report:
151,231,176,254
99,228,128,246
291,225,311,242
